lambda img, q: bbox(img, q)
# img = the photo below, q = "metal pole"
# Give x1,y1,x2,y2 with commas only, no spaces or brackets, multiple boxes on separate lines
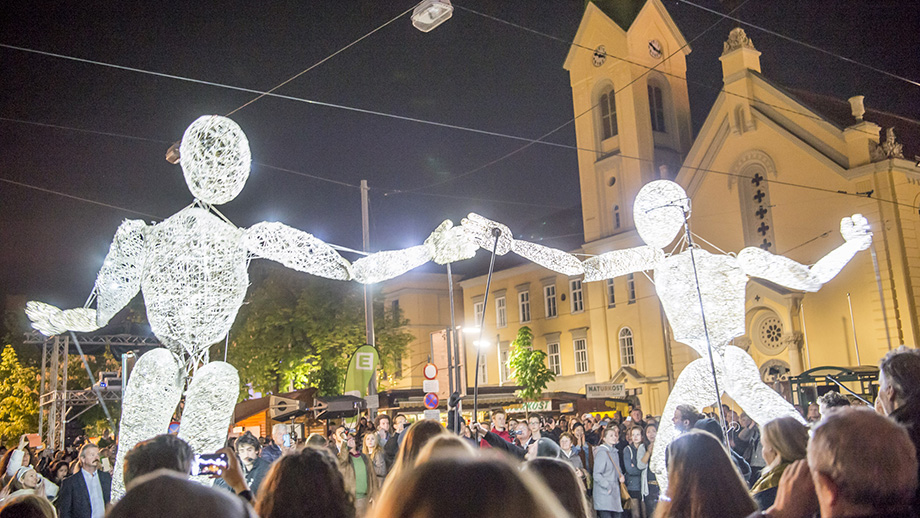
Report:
800,303,812,370
38,337,48,441
360,180,377,416
70,332,116,433
869,243,893,350
847,293,861,365
473,229,502,431
445,264,457,434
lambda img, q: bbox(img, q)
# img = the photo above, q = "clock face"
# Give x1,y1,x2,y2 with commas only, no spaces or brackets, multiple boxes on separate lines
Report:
648,39,662,59
593,45,606,67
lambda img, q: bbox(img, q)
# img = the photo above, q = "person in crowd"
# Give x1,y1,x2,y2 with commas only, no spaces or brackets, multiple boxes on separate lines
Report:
0,493,57,518
256,447,353,518
306,433,327,449
56,443,111,518
805,403,821,423
480,409,511,449
528,415,545,446
215,432,270,497
559,416,570,434
816,391,850,416
694,418,751,483
735,413,765,484
545,417,561,442
530,437,562,461
639,423,659,517
749,417,808,510
594,426,626,518
371,456,568,518
48,462,70,487
332,425,348,454
623,427,647,518
571,422,594,475
2,436,32,486
1,467,50,503
107,470,255,518
472,421,527,460
876,346,920,454
260,424,290,463
672,404,702,434
629,408,647,429
559,432,589,489
121,434,192,489
414,435,476,466
383,415,408,468
762,407,917,518
362,432,386,487
525,458,592,518
382,420,445,493
338,433,377,517
374,415,391,452
656,430,757,518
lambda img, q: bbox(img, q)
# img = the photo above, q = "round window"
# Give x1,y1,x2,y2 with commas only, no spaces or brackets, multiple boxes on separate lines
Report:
753,314,786,355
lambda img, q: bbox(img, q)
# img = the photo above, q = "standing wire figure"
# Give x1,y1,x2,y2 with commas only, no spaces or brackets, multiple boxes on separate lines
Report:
462,180,871,490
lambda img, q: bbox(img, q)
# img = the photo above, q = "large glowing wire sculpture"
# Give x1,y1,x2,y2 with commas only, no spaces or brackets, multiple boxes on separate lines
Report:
26,115,477,499
462,179,872,491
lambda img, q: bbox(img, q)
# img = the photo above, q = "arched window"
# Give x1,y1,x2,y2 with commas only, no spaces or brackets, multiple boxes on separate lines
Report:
599,90,618,140
619,327,635,366
648,84,666,133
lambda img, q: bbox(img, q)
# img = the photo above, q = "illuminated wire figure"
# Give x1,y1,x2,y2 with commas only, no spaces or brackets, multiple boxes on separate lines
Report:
26,115,476,497
462,179,871,490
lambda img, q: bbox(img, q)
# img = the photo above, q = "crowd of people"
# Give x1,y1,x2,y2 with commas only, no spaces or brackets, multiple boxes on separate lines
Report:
1,345,919,518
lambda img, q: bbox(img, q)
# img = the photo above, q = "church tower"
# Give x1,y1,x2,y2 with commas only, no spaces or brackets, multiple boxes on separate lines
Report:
563,0,693,245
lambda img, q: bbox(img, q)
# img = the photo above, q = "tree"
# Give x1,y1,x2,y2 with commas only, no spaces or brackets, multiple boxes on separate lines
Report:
227,265,412,399
507,326,555,416
0,344,39,442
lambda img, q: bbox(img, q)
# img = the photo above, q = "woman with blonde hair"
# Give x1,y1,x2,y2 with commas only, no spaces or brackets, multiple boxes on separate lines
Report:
0,467,51,504
372,456,568,518
380,420,444,490
750,417,808,510
414,434,476,465
339,433,378,517
363,433,387,487
654,430,756,518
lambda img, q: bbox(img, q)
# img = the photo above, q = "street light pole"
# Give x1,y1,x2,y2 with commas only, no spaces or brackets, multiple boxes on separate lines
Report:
472,228,502,427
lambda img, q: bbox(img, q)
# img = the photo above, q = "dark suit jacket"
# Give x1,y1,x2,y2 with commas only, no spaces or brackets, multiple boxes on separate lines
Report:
56,470,112,518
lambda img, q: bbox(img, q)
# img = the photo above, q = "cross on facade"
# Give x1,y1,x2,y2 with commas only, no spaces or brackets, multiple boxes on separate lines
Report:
751,172,764,187
753,190,766,203
756,206,768,219
757,222,770,236
760,238,772,250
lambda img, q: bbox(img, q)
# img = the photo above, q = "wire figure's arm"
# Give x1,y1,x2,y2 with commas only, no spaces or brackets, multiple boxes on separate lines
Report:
738,214,872,292
462,213,661,280
26,219,148,336
243,220,476,284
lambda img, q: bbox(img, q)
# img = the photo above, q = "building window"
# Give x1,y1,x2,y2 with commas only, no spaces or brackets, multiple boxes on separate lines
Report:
500,346,512,382
548,343,561,375
394,356,403,378
574,339,589,374
544,284,558,318
648,84,666,133
478,352,488,384
614,205,621,229
606,279,616,307
473,301,484,327
518,291,531,323
391,299,399,316
627,273,636,303
619,327,635,366
599,90,618,140
570,280,584,313
495,297,507,328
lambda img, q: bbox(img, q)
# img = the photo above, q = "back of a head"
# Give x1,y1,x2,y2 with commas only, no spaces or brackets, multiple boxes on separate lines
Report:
524,458,590,518
108,470,254,518
535,437,561,459
372,457,567,518
0,494,57,518
123,435,193,488
414,435,475,465
396,420,445,469
880,346,920,406
305,433,327,448
676,404,702,427
693,418,724,443
662,430,756,518
256,446,353,518
808,407,917,509
762,417,808,463
816,391,850,411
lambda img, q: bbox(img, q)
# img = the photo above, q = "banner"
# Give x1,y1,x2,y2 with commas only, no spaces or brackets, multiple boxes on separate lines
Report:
343,345,379,399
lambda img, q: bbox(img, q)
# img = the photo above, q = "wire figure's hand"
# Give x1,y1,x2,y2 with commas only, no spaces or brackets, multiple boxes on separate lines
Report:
461,213,514,255
25,301,98,336
424,220,478,265
840,214,872,250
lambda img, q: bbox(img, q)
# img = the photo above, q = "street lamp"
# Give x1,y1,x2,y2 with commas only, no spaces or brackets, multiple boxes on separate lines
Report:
471,336,489,427
411,0,453,32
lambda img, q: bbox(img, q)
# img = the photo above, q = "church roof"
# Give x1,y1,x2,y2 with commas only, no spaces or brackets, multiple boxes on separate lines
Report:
587,0,646,31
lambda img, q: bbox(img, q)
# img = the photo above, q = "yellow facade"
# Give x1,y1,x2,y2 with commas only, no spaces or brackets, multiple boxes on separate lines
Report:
456,0,919,417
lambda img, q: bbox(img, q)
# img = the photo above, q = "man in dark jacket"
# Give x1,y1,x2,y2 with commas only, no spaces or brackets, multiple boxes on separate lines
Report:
876,346,920,504
215,432,271,497
56,443,111,518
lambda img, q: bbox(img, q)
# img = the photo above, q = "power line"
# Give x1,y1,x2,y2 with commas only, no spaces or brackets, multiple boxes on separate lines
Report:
0,117,171,144
677,0,920,89
0,177,163,220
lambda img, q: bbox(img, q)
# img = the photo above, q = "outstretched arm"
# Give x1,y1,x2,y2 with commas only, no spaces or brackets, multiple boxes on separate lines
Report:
243,220,476,284
462,213,661,280
27,219,148,336
737,214,872,292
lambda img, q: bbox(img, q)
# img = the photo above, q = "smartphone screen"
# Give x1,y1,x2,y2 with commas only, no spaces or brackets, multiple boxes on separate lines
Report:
282,433,292,448
101,458,112,472
191,453,228,476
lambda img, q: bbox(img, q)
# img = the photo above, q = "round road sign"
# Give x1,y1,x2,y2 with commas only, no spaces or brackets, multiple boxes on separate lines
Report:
423,363,438,380
424,392,439,409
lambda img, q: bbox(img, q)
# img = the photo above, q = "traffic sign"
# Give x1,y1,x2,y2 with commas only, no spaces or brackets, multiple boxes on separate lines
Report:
424,409,440,420
424,392,439,409
423,363,438,380
422,379,439,393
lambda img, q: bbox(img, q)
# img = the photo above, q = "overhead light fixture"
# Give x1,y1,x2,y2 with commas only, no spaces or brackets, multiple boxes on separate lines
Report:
412,0,453,32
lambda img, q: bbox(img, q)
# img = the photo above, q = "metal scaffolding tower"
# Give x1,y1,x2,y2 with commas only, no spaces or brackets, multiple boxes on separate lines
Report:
25,332,161,449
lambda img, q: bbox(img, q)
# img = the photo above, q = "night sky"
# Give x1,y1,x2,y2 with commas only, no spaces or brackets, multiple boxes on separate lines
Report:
1,1,918,310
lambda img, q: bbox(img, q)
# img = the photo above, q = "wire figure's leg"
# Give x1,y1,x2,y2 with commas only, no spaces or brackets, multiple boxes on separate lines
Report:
723,346,805,425
112,349,184,500
650,357,725,493
177,361,240,486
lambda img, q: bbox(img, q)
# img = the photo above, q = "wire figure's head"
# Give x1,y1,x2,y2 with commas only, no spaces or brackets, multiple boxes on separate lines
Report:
179,116,251,205
634,180,689,248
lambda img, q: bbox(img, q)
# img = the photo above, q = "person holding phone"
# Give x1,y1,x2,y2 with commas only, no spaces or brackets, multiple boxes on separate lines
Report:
260,424,292,463
215,432,270,497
